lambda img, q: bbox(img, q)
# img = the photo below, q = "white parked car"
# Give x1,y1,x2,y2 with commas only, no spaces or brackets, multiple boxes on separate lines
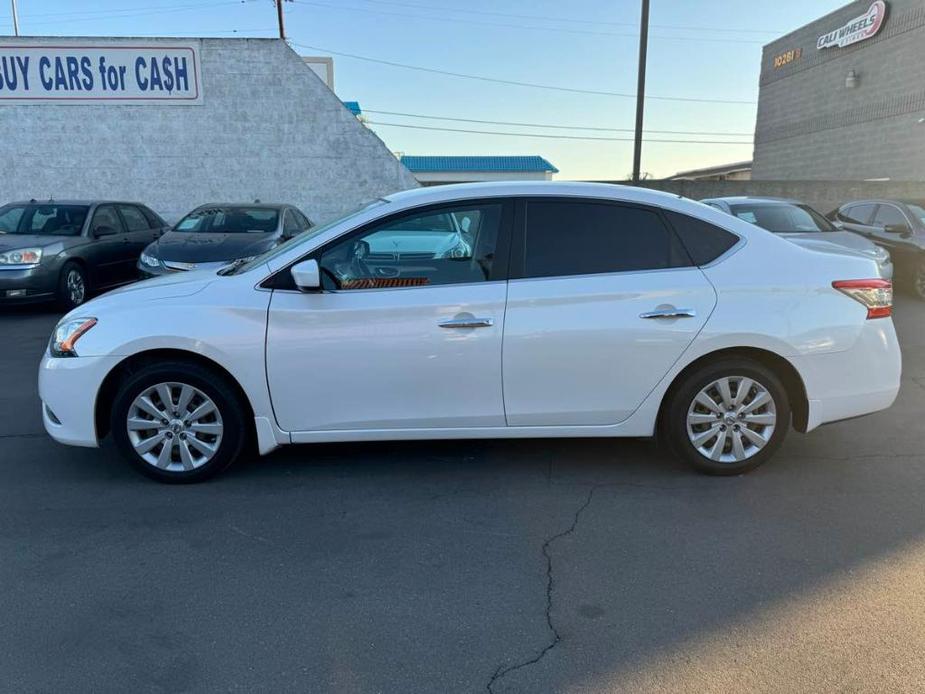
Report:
39,182,901,482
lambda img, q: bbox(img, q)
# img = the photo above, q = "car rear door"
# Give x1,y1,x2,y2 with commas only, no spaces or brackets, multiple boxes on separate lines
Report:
118,205,161,275
869,203,918,268
837,203,878,238
266,199,513,435
502,198,716,426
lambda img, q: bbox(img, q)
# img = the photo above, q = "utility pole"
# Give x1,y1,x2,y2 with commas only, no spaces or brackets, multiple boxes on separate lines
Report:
275,0,286,40
11,0,20,37
632,0,650,185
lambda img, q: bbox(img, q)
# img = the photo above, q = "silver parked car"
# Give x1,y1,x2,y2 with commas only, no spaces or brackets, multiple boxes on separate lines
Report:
701,196,892,279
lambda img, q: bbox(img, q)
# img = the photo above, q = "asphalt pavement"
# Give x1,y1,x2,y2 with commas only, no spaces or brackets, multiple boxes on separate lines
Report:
1,295,924,693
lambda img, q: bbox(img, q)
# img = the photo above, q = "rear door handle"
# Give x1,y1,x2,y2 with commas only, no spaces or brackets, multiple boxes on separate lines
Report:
439,317,494,329
640,308,697,319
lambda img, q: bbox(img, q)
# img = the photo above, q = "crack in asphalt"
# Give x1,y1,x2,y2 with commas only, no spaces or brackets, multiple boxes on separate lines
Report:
486,486,598,693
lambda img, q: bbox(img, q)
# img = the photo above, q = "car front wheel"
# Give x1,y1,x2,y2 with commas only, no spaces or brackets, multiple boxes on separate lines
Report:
111,362,248,483
57,262,87,310
662,358,791,475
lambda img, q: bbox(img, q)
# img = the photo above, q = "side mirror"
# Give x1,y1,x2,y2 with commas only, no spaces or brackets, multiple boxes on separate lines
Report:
94,225,118,238
885,223,911,235
291,259,320,291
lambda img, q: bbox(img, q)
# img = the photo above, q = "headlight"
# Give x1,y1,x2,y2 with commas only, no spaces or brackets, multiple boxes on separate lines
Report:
140,252,161,268
50,317,97,357
0,247,42,266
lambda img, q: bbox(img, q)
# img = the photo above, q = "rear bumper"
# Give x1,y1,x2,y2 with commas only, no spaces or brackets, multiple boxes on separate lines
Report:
792,318,902,431
39,353,123,447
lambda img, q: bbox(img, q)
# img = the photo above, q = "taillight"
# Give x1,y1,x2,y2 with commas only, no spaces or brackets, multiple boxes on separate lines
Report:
832,279,892,319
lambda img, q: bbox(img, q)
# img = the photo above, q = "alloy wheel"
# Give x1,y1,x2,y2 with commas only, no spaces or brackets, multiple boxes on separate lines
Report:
126,382,224,471
686,376,777,464
67,269,85,305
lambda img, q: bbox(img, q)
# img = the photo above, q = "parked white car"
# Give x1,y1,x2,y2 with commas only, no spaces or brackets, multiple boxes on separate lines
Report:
39,182,901,482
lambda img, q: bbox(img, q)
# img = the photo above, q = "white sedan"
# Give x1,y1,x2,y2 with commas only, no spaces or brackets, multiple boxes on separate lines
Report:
39,182,901,482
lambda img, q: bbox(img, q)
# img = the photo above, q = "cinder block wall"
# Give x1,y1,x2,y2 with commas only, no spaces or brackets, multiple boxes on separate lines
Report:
753,0,925,180
0,37,418,223
630,179,925,214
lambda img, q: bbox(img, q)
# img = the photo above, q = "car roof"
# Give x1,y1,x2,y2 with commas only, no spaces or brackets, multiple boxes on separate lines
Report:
382,181,688,208
188,202,291,210
6,199,148,206
840,199,925,206
701,196,803,205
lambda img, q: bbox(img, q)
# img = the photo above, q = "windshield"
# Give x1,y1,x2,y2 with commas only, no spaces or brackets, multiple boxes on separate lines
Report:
904,203,925,225
174,207,279,234
0,204,88,236
729,203,835,233
225,199,389,275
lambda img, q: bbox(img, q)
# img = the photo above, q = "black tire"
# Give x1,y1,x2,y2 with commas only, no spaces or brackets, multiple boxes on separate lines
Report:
661,358,791,476
56,262,88,310
910,260,925,300
111,361,248,483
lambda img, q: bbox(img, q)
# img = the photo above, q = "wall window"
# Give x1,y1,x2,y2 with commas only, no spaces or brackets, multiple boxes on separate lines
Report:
523,201,690,279
320,204,502,290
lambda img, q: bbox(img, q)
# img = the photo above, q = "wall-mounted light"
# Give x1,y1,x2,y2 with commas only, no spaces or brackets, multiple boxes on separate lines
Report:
845,69,859,89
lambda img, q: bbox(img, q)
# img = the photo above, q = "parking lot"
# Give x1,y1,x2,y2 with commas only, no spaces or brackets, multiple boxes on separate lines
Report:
1,295,924,693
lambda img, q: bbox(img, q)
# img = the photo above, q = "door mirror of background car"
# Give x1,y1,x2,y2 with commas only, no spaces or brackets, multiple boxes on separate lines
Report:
93,225,118,238
291,259,320,291
885,223,911,235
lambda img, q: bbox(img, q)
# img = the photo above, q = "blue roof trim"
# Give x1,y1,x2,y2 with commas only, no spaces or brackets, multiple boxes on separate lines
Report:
399,155,559,173
342,101,361,116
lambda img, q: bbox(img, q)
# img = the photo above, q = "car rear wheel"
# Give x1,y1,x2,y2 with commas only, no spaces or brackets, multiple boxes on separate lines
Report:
56,262,87,310
111,361,248,483
662,358,791,475
911,260,925,300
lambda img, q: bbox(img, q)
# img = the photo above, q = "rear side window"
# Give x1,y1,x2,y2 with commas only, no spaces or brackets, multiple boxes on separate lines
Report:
839,204,875,224
118,205,149,232
523,201,690,278
664,211,739,266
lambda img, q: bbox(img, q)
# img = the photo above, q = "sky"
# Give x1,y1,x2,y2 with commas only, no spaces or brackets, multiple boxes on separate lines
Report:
1,0,848,179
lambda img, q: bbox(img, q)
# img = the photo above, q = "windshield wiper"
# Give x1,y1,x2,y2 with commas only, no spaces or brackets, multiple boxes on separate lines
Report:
217,258,249,276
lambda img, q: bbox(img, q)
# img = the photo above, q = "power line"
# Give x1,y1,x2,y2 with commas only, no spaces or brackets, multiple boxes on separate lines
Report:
361,109,753,137
354,0,786,35
292,0,766,44
365,120,754,145
290,42,757,105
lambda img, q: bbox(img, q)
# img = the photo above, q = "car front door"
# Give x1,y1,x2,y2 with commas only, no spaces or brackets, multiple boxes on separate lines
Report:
87,205,129,287
502,198,716,426
266,200,513,435
870,203,918,269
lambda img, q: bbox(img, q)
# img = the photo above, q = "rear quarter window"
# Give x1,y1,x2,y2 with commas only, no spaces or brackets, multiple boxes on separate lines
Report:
664,211,740,266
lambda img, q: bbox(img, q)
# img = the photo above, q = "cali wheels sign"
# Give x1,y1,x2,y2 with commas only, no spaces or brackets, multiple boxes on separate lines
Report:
817,1,888,50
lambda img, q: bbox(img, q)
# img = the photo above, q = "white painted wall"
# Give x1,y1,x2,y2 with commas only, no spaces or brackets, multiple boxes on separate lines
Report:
0,37,417,223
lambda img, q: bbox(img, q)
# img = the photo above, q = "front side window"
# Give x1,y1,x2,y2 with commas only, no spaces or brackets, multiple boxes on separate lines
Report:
319,204,502,290
728,203,834,233
872,204,907,228
91,206,124,235
904,203,925,225
522,200,689,279
175,207,279,233
0,204,88,236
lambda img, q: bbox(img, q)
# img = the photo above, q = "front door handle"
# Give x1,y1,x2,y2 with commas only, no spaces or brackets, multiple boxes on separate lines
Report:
439,317,494,329
640,307,697,319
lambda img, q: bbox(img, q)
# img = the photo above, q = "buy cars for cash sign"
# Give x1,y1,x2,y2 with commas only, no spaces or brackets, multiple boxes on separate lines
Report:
0,41,202,104
817,1,888,50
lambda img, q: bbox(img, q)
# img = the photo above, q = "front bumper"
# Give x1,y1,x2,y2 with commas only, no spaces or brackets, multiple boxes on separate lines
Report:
39,353,124,447
0,265,57,302
792,317,902,431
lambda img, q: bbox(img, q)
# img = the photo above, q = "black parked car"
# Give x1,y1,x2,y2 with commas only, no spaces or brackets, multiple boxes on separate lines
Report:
830,199,925,298
138,203,313,278
0,200,168,309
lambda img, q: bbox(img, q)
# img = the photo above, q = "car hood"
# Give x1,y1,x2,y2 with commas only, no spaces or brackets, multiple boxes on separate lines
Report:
152,231,279,263
781,231,888,261
64,270,217,321
0,233,82,251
